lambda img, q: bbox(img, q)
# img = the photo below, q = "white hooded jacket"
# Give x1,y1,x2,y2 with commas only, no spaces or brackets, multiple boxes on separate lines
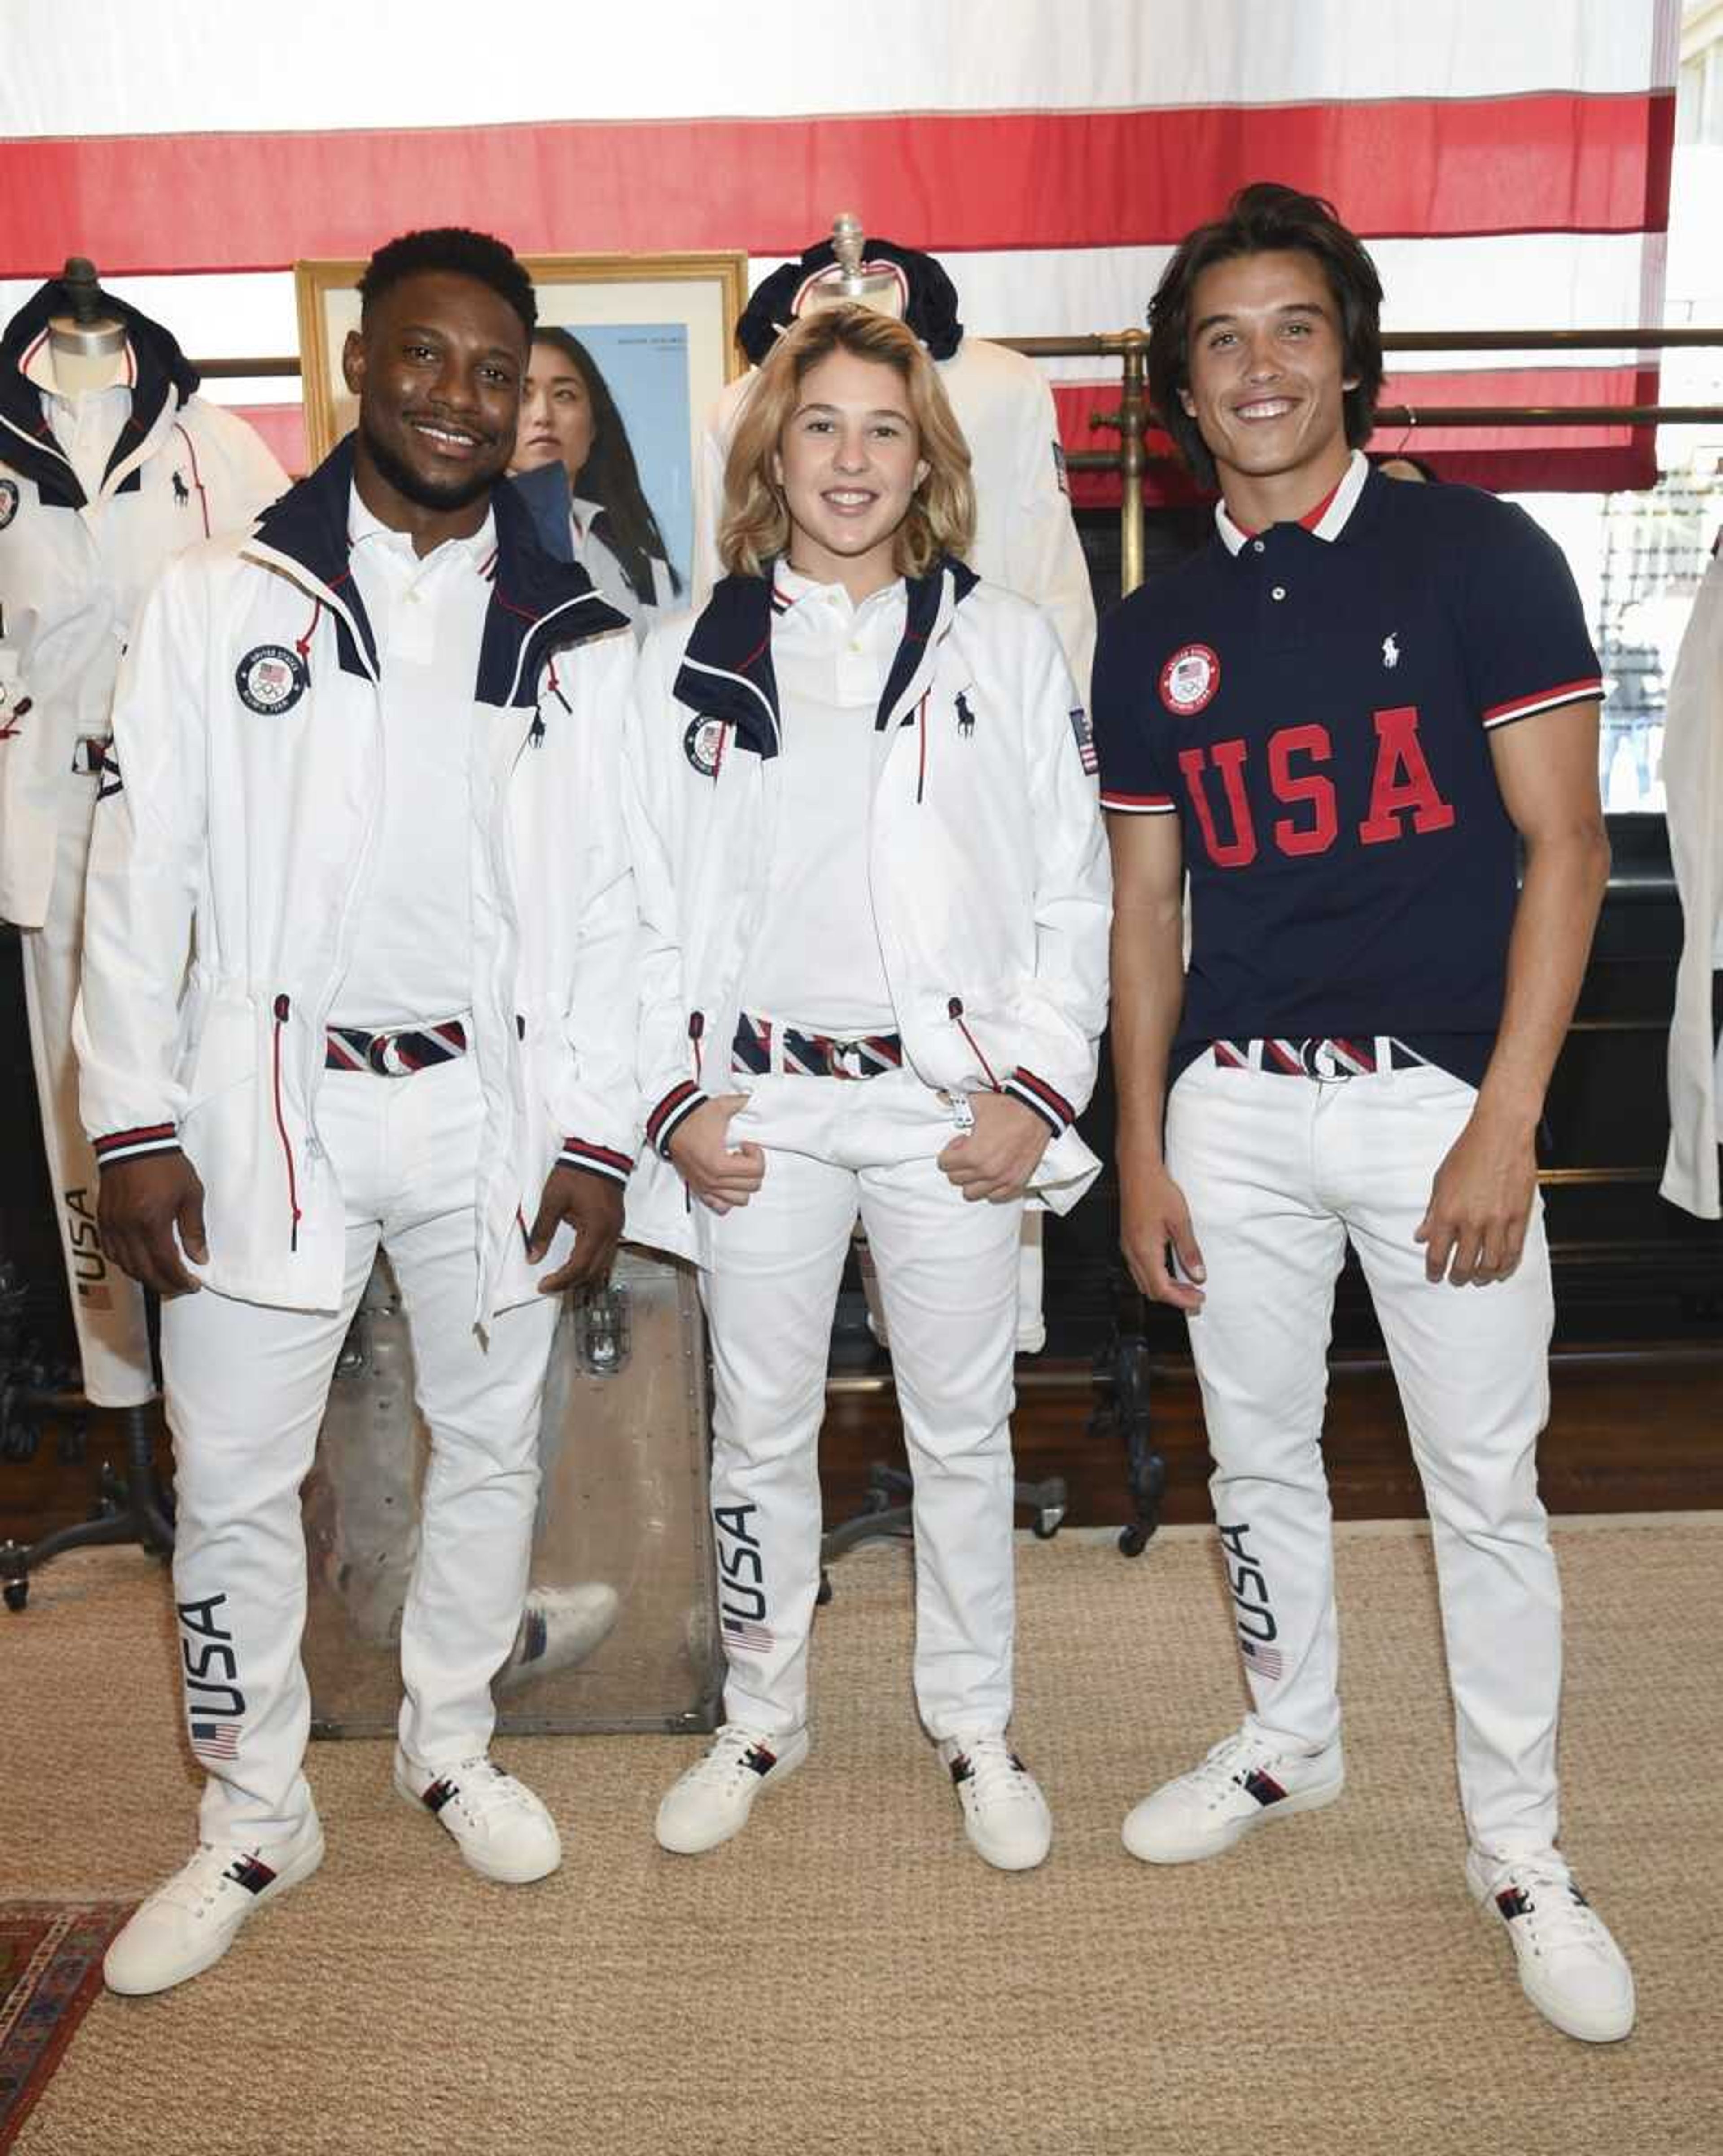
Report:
74,437,641,1321
623,558,1111,1263
0,283,286,927
1661,544,1723,1219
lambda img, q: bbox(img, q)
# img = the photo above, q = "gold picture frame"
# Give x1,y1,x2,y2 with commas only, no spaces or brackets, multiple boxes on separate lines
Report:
293,251,749,587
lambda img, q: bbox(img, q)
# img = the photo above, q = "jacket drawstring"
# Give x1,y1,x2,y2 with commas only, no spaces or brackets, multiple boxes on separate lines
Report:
295,598,322,661
915,691,930,804
948,996,1001,1090
271,993,302,1251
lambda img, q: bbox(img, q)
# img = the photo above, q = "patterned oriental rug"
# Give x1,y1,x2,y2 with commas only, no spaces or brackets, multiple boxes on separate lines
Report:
0,1907,129,2152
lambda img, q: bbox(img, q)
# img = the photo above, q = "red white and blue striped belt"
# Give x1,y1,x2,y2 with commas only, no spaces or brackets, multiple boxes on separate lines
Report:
1211,1036,1429,1080
731,1011,904,1081
325,1015,469,1076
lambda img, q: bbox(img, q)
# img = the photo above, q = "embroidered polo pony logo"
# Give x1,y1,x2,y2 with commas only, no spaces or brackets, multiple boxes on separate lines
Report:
956,690,976,738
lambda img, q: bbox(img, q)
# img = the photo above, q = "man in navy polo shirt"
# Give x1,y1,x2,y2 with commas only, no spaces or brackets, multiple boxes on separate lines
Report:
1094,182,1634,2044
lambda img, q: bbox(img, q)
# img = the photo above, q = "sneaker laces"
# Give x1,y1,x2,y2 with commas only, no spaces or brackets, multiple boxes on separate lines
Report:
152,1841,267,1917
1182,1728,1275,1808
1489,1855,1616,1964
953,1734,1041,1811
687,1724,781,1789
439,1756,536,1829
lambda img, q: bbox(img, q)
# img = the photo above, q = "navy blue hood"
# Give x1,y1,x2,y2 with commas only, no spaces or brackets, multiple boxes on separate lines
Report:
0,280,201,509
736,240,964,366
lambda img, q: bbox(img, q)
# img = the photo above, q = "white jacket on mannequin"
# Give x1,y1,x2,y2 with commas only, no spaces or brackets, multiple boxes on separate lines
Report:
1660,543,1723,1219
0,284,286,929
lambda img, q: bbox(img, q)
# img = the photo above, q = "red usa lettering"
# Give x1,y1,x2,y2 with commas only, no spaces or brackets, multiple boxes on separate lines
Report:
1179,705,1456,868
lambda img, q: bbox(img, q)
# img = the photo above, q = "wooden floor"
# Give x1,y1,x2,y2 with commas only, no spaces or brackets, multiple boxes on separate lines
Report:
4,1344,1719,1574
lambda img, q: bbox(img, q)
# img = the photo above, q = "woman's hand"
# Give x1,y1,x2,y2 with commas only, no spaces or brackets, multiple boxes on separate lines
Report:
936,1093,1050,1202
667,1095,767,1213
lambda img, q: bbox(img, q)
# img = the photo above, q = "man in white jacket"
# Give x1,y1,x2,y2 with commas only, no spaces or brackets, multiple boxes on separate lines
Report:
76,227,639,1996
0,280,285,1407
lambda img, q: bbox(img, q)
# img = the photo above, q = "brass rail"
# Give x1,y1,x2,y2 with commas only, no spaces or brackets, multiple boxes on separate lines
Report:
192,326,1723,601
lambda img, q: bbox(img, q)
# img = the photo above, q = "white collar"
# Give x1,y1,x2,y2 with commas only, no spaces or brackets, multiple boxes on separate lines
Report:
348,482,496,570
1215,448,1369,556
770,560,906,620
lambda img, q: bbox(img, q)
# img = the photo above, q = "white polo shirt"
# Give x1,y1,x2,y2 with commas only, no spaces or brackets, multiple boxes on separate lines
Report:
734,562,901,1036
328,486,495,1031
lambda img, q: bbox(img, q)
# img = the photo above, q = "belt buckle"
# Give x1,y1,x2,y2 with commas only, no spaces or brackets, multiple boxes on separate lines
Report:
829,1038,865,1081
1299,1038,1350,1084
367,1028,411,1077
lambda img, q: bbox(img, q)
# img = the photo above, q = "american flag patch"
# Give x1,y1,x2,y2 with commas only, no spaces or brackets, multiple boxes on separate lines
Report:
1069,706,1098,775
1239,1636,1285,1681
191,1720,240,1760
722,1615,774,1655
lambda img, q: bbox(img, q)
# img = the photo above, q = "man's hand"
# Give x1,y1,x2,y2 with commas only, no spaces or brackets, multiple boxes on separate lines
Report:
1415,1104,1539,1286
98,1152,207,1297
1118,1150,1206,1311
667,1095,766,1214
936,1092,1050,1203
528,1165,625,1294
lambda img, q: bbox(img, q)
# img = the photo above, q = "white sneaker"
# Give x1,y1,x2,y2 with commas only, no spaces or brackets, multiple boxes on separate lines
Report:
1466,1848,1636,2043
394,1752,561,1884
937,1734,1052,1872
1122,1726,1344,1864
654,1723,809,1854
496,1583,621,1693
103,1811,325,1996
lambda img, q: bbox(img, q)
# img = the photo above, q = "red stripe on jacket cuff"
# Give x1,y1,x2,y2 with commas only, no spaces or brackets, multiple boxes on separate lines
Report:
559,1138,634,1183
1008,1067,1076,1128
646,1080,708,1156
92,1123,179,1161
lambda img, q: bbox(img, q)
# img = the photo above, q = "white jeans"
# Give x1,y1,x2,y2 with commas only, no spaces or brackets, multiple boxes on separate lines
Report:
701,1071,1024,1741
162,1055,558,1846
21,802,153,1406
1166,1053,1562,1858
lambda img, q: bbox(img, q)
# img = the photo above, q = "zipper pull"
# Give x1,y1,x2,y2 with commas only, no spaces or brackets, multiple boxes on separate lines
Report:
528,707,547,748
947,997,963,1018
688,1010,704,1081
273,993,291,1022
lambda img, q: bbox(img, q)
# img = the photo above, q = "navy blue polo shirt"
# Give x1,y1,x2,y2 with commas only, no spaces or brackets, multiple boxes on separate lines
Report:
1092,453,1602,1086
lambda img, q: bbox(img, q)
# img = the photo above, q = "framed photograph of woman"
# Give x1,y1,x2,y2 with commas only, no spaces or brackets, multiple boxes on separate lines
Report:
294,251,749,612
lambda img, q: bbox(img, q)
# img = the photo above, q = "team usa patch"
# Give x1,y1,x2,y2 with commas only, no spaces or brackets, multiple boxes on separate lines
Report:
235,643,309,716
1069,705,1098,774
1159,642,1220,716
0,477,18,529
683,713,726,778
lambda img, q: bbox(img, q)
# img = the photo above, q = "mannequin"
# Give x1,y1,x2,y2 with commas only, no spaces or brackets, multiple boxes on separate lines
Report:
0,259,288,1421
47,258,128,395
690,219,1100,1357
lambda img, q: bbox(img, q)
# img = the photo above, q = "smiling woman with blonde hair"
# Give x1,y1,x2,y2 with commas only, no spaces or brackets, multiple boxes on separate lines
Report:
624,302,1110,1876
718,304,976,579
